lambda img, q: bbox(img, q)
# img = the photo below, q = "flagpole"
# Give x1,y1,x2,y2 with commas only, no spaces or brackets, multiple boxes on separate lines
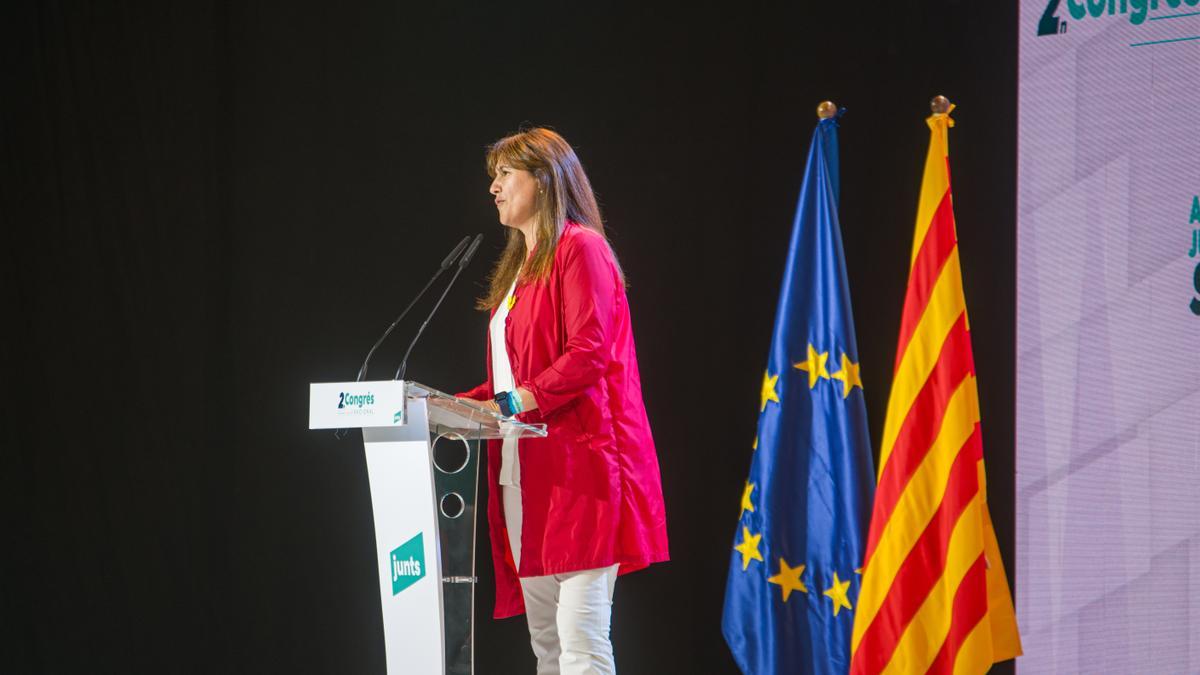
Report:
817,100,838,119
930,94,952,114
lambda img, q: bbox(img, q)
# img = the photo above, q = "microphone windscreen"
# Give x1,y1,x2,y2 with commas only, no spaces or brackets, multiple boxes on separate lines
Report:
460,234,484,268
441,235,471,269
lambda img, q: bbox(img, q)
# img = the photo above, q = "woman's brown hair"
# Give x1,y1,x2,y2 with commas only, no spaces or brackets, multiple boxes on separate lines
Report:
478,127,622,310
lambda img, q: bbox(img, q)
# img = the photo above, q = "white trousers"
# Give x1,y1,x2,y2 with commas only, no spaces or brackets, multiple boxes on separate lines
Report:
503,484,618,675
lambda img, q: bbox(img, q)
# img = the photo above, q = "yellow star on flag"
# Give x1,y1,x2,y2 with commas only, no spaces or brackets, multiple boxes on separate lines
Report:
829,353,863,399
733,526,763,571
792,343,831,388
760,371,780,411
767,558,808,602
740,482,755,518
823,571,853,616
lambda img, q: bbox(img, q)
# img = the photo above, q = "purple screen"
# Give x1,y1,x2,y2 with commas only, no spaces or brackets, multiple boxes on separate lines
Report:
1017,2,1200,672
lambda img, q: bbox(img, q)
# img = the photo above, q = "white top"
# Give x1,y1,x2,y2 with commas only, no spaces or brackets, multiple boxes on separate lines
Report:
490,280,521,488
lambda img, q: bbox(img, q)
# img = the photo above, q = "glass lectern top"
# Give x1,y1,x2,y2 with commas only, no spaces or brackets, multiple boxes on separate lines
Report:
406,381,548,440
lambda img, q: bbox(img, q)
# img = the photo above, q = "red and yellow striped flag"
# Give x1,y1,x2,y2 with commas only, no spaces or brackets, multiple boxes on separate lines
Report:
849,105,1021,675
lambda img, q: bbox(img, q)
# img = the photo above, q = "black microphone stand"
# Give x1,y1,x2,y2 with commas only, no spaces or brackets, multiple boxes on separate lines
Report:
334,235,470,440
393,233,483,382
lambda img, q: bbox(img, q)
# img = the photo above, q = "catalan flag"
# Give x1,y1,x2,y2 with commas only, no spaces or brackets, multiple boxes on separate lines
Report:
722,110,876,675
849,105,1021,674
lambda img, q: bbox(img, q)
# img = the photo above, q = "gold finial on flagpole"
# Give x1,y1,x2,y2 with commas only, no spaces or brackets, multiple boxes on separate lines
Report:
817,101,838,119
930,95,952,114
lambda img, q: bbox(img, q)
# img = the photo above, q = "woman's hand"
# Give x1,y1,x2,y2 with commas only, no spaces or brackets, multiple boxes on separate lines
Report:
470,398,501,414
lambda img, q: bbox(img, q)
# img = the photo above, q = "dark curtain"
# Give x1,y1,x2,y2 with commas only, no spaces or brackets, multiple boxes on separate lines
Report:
2,2,235,671
2,2,1016,673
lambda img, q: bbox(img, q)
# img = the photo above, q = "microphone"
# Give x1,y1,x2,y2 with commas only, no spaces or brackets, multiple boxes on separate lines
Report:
393,233,483,382
334,235,471,440
353,235,470,382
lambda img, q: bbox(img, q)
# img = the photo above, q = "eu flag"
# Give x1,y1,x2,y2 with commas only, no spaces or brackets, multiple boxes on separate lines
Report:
722,112,876,675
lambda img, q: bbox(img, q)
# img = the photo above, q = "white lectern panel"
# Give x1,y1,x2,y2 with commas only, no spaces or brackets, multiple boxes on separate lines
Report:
362,398,444,674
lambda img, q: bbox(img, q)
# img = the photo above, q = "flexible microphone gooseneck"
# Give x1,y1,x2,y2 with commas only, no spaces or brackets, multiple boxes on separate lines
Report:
335,235,472,440
393,233,483,382
353,235,470,383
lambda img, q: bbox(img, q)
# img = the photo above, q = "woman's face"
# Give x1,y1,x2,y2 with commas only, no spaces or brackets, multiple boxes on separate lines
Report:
490,163,538,229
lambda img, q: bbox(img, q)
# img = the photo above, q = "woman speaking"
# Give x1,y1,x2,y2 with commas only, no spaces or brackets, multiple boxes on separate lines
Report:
457,127,669,675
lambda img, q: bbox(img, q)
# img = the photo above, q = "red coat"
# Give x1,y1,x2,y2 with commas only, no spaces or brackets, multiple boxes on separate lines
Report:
457,222,669,619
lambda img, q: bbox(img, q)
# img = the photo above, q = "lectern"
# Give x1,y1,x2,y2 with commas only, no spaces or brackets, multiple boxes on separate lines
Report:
308,380,546,674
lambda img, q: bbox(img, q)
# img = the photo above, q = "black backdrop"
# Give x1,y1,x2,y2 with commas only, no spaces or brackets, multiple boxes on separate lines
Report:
2,1,1017,673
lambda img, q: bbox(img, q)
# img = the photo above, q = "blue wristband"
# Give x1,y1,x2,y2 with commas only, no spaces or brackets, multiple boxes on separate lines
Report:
493,390,520,417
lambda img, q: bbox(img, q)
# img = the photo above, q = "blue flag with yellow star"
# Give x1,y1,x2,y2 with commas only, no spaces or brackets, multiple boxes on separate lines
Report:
721,113,875,675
